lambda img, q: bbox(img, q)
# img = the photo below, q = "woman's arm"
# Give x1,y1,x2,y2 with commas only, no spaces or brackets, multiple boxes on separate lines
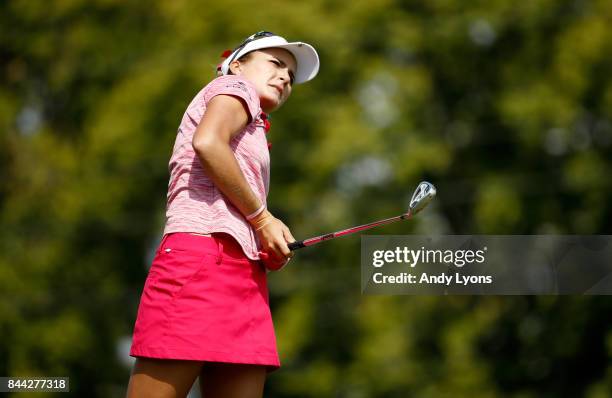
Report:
192,95,293,268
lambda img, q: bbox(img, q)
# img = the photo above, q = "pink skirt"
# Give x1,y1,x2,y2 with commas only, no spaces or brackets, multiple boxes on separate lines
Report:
130,232,280,370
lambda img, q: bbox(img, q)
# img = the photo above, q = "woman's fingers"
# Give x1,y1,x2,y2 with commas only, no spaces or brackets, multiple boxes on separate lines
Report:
282,226,296,244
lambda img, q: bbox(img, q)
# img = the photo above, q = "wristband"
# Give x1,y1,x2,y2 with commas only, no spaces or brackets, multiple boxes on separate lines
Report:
246,204,266,221
255,218,273,231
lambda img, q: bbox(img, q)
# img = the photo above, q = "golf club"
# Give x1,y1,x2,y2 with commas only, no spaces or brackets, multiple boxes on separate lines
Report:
288,181,437,251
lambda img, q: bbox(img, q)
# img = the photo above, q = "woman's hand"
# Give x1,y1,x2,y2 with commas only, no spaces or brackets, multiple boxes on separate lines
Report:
250,209,295,270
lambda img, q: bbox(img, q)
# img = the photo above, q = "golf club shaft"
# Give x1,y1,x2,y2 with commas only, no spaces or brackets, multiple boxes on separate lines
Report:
288,212,412,251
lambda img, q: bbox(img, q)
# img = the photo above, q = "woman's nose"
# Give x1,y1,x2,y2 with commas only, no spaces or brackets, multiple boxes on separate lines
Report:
279,69,291,84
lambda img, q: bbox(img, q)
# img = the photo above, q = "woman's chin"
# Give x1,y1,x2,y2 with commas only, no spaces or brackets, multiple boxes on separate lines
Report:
261,97,281,113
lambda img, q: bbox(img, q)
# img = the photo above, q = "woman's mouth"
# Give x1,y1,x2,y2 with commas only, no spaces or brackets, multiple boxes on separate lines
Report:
270,85,283,96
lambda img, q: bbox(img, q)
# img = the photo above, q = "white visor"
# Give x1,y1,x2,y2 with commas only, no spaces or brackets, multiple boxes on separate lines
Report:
220,34,320,84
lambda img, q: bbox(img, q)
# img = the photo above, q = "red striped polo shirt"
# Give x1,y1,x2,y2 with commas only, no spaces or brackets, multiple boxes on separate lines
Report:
163,75,270,260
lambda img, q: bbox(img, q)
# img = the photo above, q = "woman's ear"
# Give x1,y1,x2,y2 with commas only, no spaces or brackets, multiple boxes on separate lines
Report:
229,60,242,75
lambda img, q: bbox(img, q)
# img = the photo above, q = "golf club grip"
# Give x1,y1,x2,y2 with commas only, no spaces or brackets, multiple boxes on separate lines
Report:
288,241,306,251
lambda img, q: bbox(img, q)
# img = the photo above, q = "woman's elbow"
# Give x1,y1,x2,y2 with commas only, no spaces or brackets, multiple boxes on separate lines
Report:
192,135,215,156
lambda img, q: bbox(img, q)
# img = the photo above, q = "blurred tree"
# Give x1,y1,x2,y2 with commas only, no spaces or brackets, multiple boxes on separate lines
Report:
0,0,610,397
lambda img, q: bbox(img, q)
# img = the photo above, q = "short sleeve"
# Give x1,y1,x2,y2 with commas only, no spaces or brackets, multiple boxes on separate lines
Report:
204,75,260,123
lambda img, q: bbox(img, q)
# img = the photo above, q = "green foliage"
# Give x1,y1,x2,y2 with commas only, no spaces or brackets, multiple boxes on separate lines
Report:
1,0,611,396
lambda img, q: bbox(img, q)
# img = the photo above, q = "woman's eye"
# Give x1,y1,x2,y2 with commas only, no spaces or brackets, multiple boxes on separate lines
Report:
271,60,281,66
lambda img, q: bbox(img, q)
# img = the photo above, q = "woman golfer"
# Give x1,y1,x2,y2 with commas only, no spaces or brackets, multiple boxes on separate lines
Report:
126,31,319,398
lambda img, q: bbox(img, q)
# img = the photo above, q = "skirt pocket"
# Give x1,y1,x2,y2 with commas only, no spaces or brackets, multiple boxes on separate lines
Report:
150,248,209,301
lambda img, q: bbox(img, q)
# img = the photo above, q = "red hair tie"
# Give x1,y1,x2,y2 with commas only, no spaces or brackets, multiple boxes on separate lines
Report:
216,50,233,76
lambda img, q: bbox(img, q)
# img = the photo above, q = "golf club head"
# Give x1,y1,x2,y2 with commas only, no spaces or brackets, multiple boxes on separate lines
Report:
408,181,436,216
